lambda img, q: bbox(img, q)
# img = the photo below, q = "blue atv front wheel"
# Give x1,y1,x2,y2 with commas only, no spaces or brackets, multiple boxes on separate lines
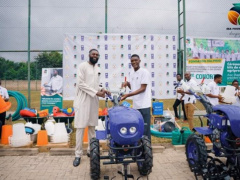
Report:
137,136,153,175
90,138,100,180
185,134,207,170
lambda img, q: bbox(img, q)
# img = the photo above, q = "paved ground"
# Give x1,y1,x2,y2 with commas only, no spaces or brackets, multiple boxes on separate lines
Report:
0,148,196,180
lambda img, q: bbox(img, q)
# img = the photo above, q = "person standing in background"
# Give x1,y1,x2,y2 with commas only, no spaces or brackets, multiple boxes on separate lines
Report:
192,42,199,59
177,72,197,130
173,74,187,121
205,74,223,106
0,79,9,139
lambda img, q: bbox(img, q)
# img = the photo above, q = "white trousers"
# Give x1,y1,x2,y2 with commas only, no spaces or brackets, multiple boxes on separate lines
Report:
75,126,96,158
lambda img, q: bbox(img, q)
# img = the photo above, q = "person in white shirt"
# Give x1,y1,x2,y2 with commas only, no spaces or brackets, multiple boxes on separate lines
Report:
177,72,197,130
230,50,237,61
220,50,226,60
215,49,220,59
173,74,187,120
0,79,9,139
206,74,223,106
209,47,216,59
121,54,152,141
198,44,205,59
225,50,231,61
237,49,240,60
232,80,240,106
192,42,199,59
205,47,210,59
44,69,63,94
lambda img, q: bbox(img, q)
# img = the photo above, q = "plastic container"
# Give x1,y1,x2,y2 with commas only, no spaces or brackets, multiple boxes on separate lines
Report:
45,121,55,135
1,125,13,144
152,101,163,115
12,123,26,137
9,134,31,147
182,127,193,144
51,123,68,143
172,128,183,145
37,130,48,146
32,124,41,135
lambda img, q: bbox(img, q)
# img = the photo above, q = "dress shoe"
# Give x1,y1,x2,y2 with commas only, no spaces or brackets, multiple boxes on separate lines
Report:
87,152,90,157
73,157,81,167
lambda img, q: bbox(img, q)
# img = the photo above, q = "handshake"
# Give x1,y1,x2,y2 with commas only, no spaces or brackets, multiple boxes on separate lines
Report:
96,89,111,98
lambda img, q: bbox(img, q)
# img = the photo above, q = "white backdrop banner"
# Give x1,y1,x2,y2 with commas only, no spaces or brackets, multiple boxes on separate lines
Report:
63,34,177,100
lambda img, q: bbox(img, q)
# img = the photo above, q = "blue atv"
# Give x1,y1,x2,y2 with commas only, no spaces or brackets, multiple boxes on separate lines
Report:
185,86,240,179
90,90,153,180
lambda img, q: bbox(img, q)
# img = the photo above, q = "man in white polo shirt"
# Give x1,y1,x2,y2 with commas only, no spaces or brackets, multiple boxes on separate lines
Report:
177,72,197,130
121,54,152,141
206,74,223,106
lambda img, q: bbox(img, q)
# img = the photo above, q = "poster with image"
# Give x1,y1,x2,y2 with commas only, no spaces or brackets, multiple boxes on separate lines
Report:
186,37,240,85
63,33,178,100
40,68,63,113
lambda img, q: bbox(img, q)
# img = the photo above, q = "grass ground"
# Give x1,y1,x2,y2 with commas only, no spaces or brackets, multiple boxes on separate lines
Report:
8,90,207,145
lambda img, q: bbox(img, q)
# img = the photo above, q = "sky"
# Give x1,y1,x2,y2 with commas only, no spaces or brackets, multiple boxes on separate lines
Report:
0,0,239,62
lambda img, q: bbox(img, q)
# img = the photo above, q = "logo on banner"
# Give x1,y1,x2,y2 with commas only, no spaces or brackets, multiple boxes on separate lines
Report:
166,63,169,67
173,72,177,77
166,90,170,95
112,64,117,69
166,45,169,49
128,35,131,41
73,45,76,50
81,55,84,60
105,54,108,60
152,90,155,96
105,82,108,87
97,45,100,49
88,37,92,41
151,72,154,78
121,63,124,68
105,63,108,69
112,54,116,59
97,64,100,68
151,35,154,41
120,35,124,40
104,35,108,41
228,3,240,25
144,54,147,58
143,35,147,40
73,36,77,40
173,45,176,50
97,35,100,40
128,54,131,59
105,45,108,50
121,73,124,77
174,90,176,95
151,45,154,50
135,45,139,50
128,63,131,69
112,45,116,50
144,63,147,68
151,54,154,59
74,55,77,59
173,63,176,68
166,72,169,76
112,36,116,40
151,63,154,68
152,81,155,87
128,45,131,50
121,54,124,58
81,36,84,41
172,36,176,41
173,54,176,59
121,45,124,49
105,73,108,78
166,81,169,85
81,45,84,51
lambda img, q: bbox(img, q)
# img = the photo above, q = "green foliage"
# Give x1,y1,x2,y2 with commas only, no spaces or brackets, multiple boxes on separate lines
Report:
0,52,62,80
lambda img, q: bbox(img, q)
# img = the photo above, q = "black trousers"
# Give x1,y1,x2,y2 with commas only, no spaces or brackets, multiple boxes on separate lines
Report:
173,99,187,120
0,111,6,139
137,107,151,142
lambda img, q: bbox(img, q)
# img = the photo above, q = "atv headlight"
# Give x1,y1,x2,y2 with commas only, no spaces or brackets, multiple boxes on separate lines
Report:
120,127,127,135
129,127,136,134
